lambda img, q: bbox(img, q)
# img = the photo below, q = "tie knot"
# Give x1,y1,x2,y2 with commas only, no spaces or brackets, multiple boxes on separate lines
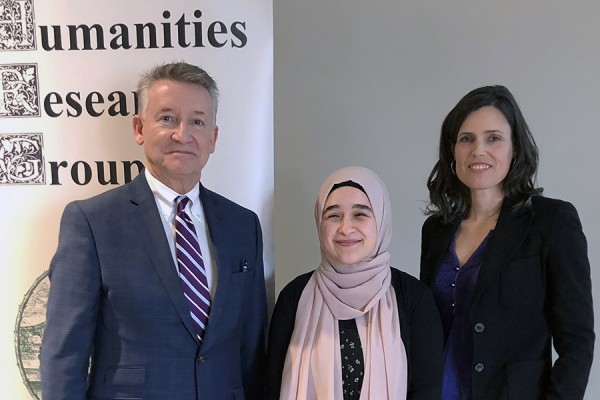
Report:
176,196,191,214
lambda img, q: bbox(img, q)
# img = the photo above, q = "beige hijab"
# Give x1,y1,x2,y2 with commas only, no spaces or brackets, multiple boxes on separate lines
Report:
280,166,408,400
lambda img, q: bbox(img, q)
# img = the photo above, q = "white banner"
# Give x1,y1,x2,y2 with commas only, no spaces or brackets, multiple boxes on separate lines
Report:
0,1,273,398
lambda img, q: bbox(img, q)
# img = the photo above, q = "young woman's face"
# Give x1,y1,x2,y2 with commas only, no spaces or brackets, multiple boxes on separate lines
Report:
453,106,514,197
320,186,377,265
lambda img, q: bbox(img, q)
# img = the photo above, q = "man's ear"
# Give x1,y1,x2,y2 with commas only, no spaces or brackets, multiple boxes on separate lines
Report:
132,115,144,145
209,126,219,154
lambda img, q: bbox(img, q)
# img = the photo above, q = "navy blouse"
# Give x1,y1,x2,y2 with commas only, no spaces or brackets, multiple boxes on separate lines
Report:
433,231,492,400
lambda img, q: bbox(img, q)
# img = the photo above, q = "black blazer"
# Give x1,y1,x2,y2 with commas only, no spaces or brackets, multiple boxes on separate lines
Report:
420,196,594,400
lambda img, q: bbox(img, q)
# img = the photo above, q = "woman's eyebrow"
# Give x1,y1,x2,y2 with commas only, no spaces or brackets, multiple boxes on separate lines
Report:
322,204,340,214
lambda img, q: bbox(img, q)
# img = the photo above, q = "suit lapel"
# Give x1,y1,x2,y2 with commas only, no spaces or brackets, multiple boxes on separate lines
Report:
474,199,533,300
198,185,229,346
199,184,224,260
128,174,199,342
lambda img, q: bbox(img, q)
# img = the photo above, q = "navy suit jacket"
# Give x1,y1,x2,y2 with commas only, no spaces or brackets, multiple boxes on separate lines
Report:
41,173,267,400
420,196,594,400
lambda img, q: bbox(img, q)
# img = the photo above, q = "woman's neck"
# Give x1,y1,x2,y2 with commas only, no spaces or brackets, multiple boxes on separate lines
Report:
468,189,504,222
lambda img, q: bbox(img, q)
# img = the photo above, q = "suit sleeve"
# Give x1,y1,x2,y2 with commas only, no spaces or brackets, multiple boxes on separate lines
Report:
241,212,269,399
545,202,595,399
41,201,102,399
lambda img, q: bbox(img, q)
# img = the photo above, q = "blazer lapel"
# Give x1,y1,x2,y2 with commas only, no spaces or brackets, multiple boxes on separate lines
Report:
421,218,459,285
128,174,199,342
474,199,533,300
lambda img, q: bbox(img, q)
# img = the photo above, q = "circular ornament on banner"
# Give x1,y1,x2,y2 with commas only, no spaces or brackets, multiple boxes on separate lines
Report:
14,270,49,400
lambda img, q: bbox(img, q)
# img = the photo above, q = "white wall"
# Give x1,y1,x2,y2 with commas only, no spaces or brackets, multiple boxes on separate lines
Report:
273,1,599,398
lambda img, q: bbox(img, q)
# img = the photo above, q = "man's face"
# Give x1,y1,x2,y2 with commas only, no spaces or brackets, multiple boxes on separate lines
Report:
133,79,218,192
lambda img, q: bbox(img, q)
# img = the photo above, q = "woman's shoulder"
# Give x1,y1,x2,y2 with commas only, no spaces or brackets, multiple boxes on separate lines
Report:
530,195,578,211
532,197,586,241
389,267,438,323
277,270,315,303
421,213,458,233
528,196,581,221
422,214,442,227
390,267,429,297
390,267,418,282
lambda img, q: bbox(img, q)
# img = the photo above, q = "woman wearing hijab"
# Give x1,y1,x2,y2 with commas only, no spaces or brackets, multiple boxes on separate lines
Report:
267,166,444,400
421,85,594,399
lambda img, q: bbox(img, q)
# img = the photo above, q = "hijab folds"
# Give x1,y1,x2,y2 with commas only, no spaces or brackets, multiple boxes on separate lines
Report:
280,166,408,400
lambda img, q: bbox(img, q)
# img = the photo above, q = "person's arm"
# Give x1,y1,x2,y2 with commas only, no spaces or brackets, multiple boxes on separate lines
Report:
241,212,268,399
41,201,102,398
265,274,309,400
545,201,595,399
404,279,444,400
419,220,431,282
419,216,437,285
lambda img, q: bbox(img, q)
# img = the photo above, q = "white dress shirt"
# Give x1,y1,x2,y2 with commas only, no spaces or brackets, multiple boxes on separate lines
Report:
145,169,217,297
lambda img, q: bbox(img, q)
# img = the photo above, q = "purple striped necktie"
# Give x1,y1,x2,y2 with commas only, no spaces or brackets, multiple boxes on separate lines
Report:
175,196,211,341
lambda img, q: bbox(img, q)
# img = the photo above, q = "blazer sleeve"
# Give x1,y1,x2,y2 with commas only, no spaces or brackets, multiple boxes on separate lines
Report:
41,201,102,399
545,201,595,399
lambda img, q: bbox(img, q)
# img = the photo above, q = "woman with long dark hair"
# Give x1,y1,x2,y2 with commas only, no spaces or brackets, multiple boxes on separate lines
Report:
421,85,594,399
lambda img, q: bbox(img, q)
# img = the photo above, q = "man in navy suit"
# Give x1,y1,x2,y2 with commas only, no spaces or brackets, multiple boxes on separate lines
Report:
41,62,268,399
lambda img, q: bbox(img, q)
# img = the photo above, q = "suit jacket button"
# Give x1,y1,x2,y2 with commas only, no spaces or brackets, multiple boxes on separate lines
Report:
197,355,205,364
474,363,484,373
474,323,485,333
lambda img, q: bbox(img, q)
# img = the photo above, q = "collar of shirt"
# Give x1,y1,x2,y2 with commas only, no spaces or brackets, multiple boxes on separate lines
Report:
144,169,202,221
144,169,217,295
